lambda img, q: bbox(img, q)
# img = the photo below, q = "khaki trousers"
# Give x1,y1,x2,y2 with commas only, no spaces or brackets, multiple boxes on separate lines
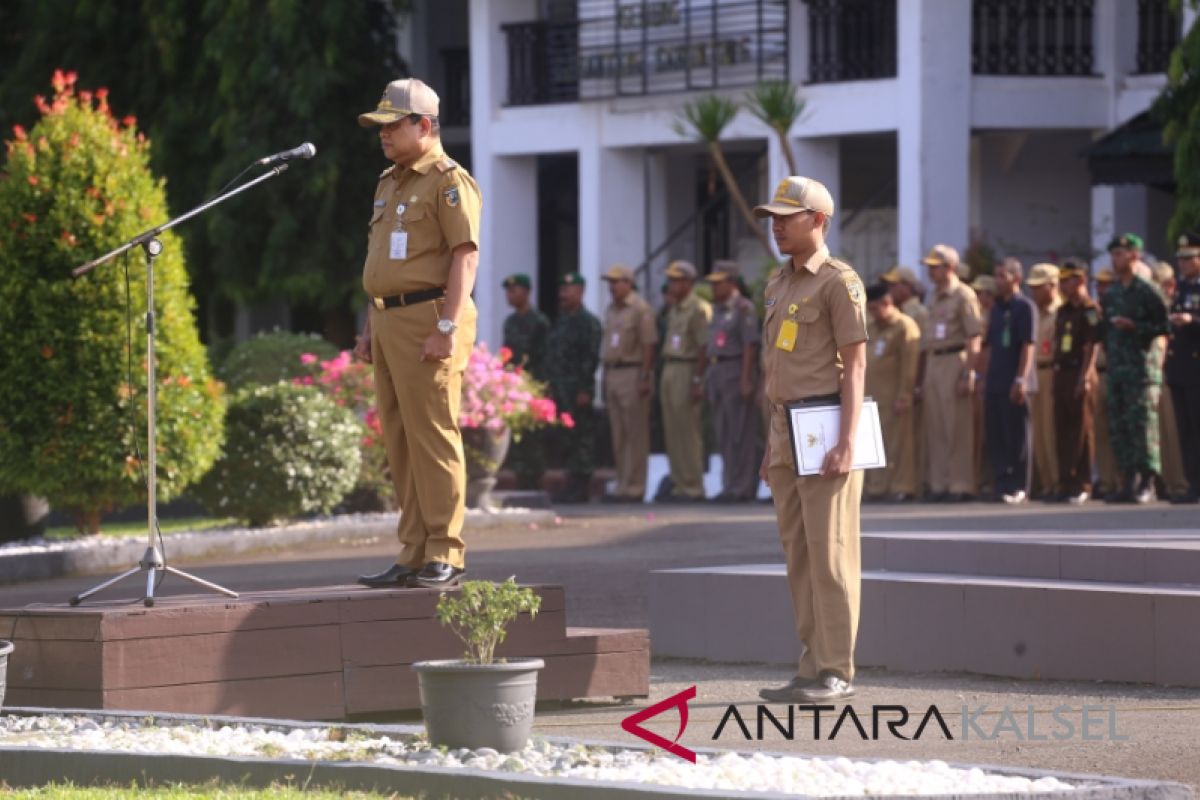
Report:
660,362,704,498
768,465,863,682
371,298,476,570
605,367,651,498
923,351,975,494
1031,366,1059,496
866,396,916,496
1093,376,1120,494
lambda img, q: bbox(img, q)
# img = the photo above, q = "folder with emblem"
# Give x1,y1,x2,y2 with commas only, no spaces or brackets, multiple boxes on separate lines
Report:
784,399,886,476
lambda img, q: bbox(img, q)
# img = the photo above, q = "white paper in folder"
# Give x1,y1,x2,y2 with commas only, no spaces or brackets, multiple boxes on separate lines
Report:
785,400,887,477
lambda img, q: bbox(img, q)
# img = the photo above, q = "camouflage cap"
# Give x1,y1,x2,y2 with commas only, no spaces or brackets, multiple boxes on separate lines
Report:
753,176,835,219
502,273,532,290
1106,232,1144,252
560,272,586,288
358,78,440,127
1026,263,1060,287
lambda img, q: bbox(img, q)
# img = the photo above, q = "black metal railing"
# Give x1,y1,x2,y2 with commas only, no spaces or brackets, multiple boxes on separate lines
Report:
1134,0,1180,74
803,0,897,84
972,0,1095,76
504,0,788,106
441,48,471,126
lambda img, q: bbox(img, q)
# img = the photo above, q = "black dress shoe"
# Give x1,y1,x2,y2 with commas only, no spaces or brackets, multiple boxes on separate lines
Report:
357,563,418,589
413,561,465,589
1135,475,1157,505
797,671,855,702
758,675,816,702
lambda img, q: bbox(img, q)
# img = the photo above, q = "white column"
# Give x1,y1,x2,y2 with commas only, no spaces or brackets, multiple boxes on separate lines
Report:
896,0,971,281
579,145,648,310
1090,185,1116,272
789,137,842,255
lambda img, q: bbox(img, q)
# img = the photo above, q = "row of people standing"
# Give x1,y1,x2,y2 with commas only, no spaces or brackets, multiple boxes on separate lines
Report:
862,233,1200,505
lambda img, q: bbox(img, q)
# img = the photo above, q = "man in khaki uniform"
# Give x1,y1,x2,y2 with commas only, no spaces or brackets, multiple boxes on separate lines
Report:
1092,268,1120,497
971,274,997,497
659,260,712,500
705,261,762,502
880,266,930,496
601,264,658,502
921,245,983,501
1151,262,1191,499
353,78,480,589
864,285,921,501
753,176,868,704
1026,263,1062,499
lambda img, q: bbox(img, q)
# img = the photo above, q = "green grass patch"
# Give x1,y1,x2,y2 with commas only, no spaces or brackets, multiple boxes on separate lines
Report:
44,517,235,541
0,781,413,799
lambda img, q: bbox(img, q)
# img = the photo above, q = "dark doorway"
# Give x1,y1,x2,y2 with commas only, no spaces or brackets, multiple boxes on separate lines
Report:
537,153,579,319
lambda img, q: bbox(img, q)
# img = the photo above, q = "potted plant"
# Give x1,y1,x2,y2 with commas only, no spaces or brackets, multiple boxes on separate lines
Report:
411,578,544,752
459,344,573,510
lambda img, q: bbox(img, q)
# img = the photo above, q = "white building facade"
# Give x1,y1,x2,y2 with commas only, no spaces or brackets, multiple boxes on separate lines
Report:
468,0,1190,345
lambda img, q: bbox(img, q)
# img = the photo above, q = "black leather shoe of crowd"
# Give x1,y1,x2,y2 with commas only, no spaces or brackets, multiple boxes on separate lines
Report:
413,561,465,589
357,563,418,589
1135,475,1157,505
758,676,816,703
797,671,856,702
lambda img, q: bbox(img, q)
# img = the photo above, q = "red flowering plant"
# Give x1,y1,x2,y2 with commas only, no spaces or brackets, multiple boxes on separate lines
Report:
296,351,392,509
461,344,574,436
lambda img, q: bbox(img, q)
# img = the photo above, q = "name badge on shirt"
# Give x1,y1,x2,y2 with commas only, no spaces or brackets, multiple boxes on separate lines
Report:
714,330,728,349
874,339,886,357
389,230,408,260
670,333,681,352
775,319,798,352
1061,334,1073,353
610,332,620,348
934,322,947,340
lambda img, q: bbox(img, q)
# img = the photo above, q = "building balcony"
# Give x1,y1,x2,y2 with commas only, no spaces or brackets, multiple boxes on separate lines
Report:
503,0,789,107
803,0,897,84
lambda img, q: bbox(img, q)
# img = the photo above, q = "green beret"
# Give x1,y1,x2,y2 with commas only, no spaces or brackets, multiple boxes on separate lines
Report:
1106,233,1144,251
560,272,585,288
502,273,532,290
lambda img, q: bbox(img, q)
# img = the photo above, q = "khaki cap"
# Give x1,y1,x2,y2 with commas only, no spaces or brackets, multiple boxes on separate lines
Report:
1026,263,1060,287
706,260,741,282
602,263,635,283
1059,258,1088,280
664,260,697,280
1153,262,1175,285
971,275,997,293
753,176,835,219
921,244,960,269
1095,267,1116,283
880,265,919,286
358,78,440,127
1176,232,1200,257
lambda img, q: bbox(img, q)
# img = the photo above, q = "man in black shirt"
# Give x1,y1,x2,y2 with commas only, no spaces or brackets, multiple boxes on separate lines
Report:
982,258,1037,503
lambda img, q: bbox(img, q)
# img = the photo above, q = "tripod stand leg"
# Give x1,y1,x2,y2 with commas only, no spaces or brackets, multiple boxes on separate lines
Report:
163,565,239,598
69,565,145,606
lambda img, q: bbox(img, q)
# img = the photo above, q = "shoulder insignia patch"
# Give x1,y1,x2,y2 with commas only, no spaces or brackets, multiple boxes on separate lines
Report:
840,271,865,304
436,157,458,174
378,166,395,180
443,184,460,208
765,297,777,308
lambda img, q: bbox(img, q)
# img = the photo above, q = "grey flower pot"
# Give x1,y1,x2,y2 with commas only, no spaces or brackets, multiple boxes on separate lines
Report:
0,640,13,709
412,657,543,752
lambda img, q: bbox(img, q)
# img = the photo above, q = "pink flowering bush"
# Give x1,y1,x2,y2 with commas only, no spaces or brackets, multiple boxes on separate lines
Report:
297,351,391,509
461,344,573,439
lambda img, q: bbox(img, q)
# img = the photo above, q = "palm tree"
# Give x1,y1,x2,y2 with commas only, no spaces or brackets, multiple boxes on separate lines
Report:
746,81,805,175
674,94,775,259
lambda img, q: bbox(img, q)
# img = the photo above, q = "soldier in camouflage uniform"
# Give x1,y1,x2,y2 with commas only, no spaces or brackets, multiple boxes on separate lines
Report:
546,273,602,503
1099,234,1171,503
501,273,551,489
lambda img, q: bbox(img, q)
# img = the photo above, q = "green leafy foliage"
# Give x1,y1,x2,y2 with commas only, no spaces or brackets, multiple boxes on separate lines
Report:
1157,1,1200,241
0,72,223,533
195,382,361,526
0,0,408,337
435,578,542,665
217,330,338,392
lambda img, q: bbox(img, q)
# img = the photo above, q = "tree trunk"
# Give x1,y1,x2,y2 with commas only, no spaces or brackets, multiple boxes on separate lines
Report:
708,142,775,259
72,507,101,536
775,128,798,175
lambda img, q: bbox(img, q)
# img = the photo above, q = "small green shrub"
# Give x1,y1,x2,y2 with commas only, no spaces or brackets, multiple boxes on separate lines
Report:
435,578,542,665
196,383,361,526
217,330,338,391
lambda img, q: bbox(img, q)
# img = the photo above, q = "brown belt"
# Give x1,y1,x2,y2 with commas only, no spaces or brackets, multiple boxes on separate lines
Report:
780,392,842,410
709,355,741,364
605,362,641,370
931,344,964,356
371,287,445,309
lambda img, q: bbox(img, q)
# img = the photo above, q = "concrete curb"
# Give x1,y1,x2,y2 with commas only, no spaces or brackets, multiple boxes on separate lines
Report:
0,509,557,586
0,708,1191,800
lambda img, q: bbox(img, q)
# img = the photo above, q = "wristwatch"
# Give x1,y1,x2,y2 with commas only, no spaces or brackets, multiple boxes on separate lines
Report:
436,318,457,336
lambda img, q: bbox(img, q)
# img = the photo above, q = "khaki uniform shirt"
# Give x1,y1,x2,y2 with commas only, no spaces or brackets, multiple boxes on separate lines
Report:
924,276,982,351
901,296,930,340
602,293,658,365
1036,300,1062,369
662,293,712,360
362,146,482,298
762,248,868,468
867,312,922,406
708,293,761,358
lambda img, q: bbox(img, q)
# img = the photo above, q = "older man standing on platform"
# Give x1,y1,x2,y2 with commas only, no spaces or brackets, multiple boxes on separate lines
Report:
753,176,868,703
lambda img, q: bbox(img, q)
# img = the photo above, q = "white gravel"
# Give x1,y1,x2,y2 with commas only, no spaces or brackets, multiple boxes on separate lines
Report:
0,714,1086,796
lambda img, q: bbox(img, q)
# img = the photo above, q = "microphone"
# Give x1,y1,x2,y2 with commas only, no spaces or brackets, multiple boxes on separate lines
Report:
256,142,316,166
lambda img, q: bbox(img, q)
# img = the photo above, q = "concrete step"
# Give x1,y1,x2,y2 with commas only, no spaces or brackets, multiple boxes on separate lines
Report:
649,563,1200,687
862,530,1200,586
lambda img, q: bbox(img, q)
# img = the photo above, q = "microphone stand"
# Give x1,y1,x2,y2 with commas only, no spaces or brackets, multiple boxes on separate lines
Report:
69,163,291,608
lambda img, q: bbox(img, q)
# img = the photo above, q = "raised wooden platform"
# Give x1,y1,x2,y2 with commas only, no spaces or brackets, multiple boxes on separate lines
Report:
0,585,649,720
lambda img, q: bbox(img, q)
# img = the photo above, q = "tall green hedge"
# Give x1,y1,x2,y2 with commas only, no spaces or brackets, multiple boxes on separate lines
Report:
0,72,224,533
